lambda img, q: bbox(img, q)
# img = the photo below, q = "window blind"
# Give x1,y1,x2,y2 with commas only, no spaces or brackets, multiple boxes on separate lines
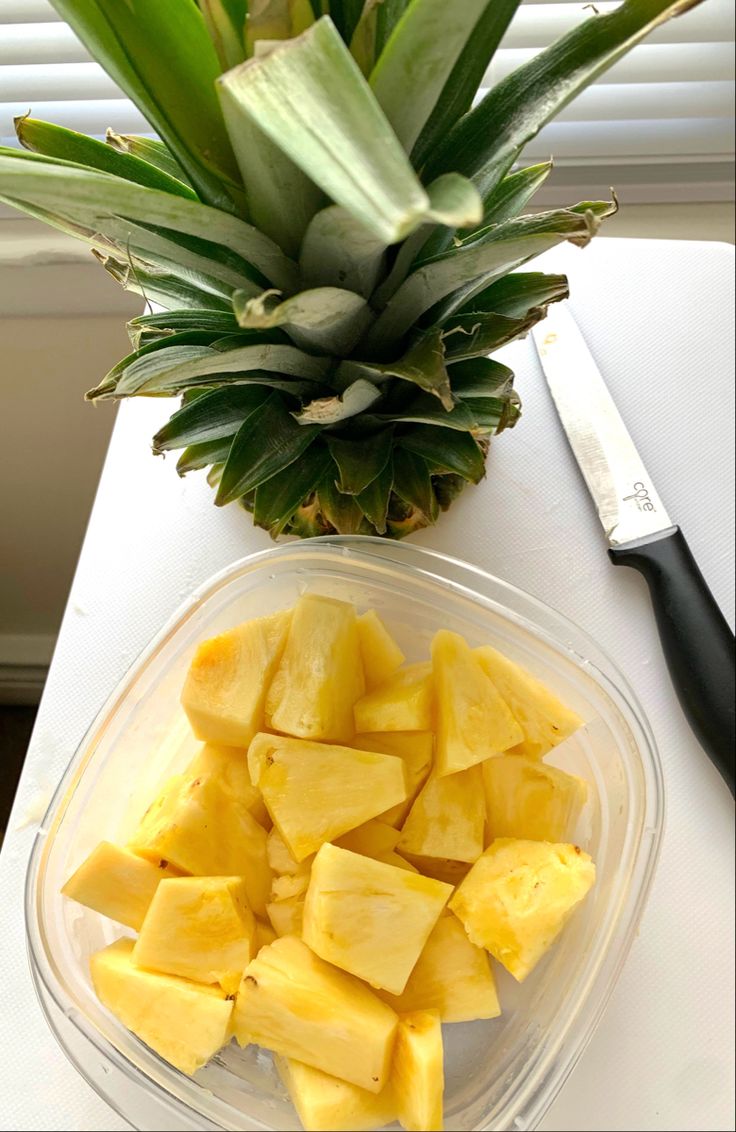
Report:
1,0,734,202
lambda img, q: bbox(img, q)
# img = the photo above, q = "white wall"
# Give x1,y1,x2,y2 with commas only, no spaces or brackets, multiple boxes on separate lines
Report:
0,203,734,682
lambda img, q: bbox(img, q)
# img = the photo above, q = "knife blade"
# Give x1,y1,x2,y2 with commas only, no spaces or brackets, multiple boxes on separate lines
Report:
532,303,735,796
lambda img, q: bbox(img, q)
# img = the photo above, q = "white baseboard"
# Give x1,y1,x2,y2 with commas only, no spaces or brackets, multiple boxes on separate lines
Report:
0,634,55,704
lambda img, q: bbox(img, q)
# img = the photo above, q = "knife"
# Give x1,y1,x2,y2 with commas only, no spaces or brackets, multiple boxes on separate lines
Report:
532,303,735,796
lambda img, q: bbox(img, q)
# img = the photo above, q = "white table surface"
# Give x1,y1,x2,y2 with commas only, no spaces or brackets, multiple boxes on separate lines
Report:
1,238,734,1132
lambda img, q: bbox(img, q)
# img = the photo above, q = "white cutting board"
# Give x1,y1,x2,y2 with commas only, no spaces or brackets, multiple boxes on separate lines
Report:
0,238,733,1131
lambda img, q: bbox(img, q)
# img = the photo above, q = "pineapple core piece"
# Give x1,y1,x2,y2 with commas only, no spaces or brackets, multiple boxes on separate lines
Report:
90,939,232,1076
129,772,270,916
355,731,433,827
266,594,364,742
181,610,291,748
450,839,596,982
392,1011,444,1132
302,844,452,994
233,936,398,1092
277,1057,398,1132
357,609,405,689
397,765,485,864
483,755,587,842
132,876,256,995
62,841,180,931
378,912,500,1023
186,742,269,827
475,645,583,759
248,733,407,862
354,663,433,732
432,630,522,776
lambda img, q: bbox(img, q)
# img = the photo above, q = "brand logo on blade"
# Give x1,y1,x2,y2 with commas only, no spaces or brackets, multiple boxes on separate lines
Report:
623,482,656,513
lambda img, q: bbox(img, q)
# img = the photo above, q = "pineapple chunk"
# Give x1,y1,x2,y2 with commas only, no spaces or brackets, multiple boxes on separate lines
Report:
271,872,310,901
90,939,232,1076
129,773,270,916
355,732,433,827
392,1011,444,1132
475,646,583,759
266,594,364,742
302,844,452,994
267,827,314,877
267,895,305,937
132,876,255,995
277,1057,398,1132
483,756,587,842
378,912,500,1023
255,918,278,952
432,630,522,776
62,841,180,931
248,733,407,862
397,766,485,864
357,609,405,689
181,610,291,748
334,819,400,858
398,856,471,886
449,839,596,982
381,851,419,873
354,663,433,733
187,742,270,827
233,936,398,1092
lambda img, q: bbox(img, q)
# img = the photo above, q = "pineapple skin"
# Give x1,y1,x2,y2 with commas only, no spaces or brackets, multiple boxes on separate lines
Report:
475,646,583,759
132,875,256,995
90,939,233,1076
354,662,433,733
247,732,407,862
397,765,486,864
61,841,180,931
449,838,596,982
392,1010,444,1132
483,755,587,842
233,936,399,1092
378,912,500,1023
266,594,364,743
432,630,523,776
302,844,452,994
129,772,271,916
181,611,291,748
276,1056,398,1132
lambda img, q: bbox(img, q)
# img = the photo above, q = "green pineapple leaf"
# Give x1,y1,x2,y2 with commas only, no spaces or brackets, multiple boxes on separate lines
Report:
48,0,244,213
458,272,570,319
128,309,240,348
233,287,372,354
400,425,485,483
442,309,559,363
216,393,322,504
356,455,395,534
177,436,237,474
105,133,193,187
329,0,368,44
300,207,388,298
338,329,453,409
253,443,333,537
197,0,248,70
153,386,273,452
392,448,438,522
294,380,383,425
327,429,394,495
317,475,367,534
92,253,235,315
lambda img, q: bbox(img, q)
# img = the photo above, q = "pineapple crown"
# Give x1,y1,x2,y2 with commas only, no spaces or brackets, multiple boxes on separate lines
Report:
0,0,702,539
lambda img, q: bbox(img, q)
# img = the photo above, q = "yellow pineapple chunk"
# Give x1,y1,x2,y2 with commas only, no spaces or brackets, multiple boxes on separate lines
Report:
255,918,278,952
186,742,269,827
248,733,407,862
475,646,583,759
398,856,471,886
397,765,485,864
355,732,433,827
378,912,500,1023
483,755,587,842
357,609,405,689
233,936,398,1092
432,631,522,776
62,841,180,931
392,1011,444,1132
90,939,232,1075
132,876,255,995
334,819,400,858
266,594,364,743
129,772,270,916
380,851,419,872
267,827,314,877
449,839,596,982
277,1057,398,1132
302,844,452,994
181,610,291,748
267,895,305,937
271,872,310,901
354,663,433,733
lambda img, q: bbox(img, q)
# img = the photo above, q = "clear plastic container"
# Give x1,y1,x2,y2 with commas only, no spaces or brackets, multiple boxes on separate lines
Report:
25,538,664,1131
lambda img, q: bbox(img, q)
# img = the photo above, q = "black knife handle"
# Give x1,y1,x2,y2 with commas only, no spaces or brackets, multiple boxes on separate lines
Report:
610,527,735,796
